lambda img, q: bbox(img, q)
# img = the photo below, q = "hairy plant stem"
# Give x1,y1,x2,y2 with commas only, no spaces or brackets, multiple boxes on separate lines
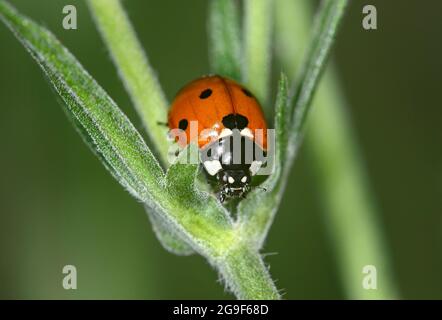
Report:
217,242,280,299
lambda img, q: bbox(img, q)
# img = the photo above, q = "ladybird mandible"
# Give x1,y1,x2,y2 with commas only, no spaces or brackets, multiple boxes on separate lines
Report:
168,75,268,202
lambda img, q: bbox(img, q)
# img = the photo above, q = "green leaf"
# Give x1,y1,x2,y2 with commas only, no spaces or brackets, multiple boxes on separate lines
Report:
160,144,235,256
0,0,235,254
147,207,195,256
87,0,170,167
274,74,291,165
0,0,234,257
87,0,193,254
165,145,200,201
146,144,199,255
243,0,273,108
0,0,164,203
208,0,242,81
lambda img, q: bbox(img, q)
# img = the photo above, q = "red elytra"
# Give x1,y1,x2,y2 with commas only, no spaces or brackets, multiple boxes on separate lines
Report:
168,75,268,150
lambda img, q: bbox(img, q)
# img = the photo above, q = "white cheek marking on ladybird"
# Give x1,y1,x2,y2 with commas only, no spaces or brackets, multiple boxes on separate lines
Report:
228,177,235,184
241,176,248,183
219,128,233,138
249,160,262,176
203,160,223,176
240,128,254,139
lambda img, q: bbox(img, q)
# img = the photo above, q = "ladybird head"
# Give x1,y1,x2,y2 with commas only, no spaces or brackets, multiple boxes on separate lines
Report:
218,169,251,201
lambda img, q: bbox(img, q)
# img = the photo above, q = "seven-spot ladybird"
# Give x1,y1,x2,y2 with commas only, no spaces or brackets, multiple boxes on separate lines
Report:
168,75,268,202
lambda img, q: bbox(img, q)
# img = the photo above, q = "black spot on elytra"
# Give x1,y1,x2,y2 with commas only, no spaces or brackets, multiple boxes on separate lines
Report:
222,113,249,130
199,88,212,99
179,119,188,130
242,88,253,98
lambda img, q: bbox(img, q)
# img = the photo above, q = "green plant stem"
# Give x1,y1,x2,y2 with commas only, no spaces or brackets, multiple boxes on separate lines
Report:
208,0,242,81
288,0,348,146
87,0,170,166
243,0,273,109
217,243,280,299
275,0,398,299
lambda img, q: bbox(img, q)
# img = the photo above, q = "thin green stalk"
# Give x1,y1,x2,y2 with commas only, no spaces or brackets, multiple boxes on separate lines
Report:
288,0,348,147
208,0,242,81
243,0,273,109
275,0,398,299
87,0,170,166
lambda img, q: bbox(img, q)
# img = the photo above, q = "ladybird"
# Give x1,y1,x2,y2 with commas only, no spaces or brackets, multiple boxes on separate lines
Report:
168,75,268,202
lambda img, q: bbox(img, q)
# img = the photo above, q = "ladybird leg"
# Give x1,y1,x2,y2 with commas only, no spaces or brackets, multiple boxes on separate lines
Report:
218,191,226,203
218,185,231,203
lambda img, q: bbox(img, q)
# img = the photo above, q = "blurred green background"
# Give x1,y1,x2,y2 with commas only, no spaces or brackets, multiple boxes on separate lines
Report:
0,0,441,299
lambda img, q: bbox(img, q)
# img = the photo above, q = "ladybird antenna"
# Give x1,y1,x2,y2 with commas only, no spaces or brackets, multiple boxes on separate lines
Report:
156,121,168,127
